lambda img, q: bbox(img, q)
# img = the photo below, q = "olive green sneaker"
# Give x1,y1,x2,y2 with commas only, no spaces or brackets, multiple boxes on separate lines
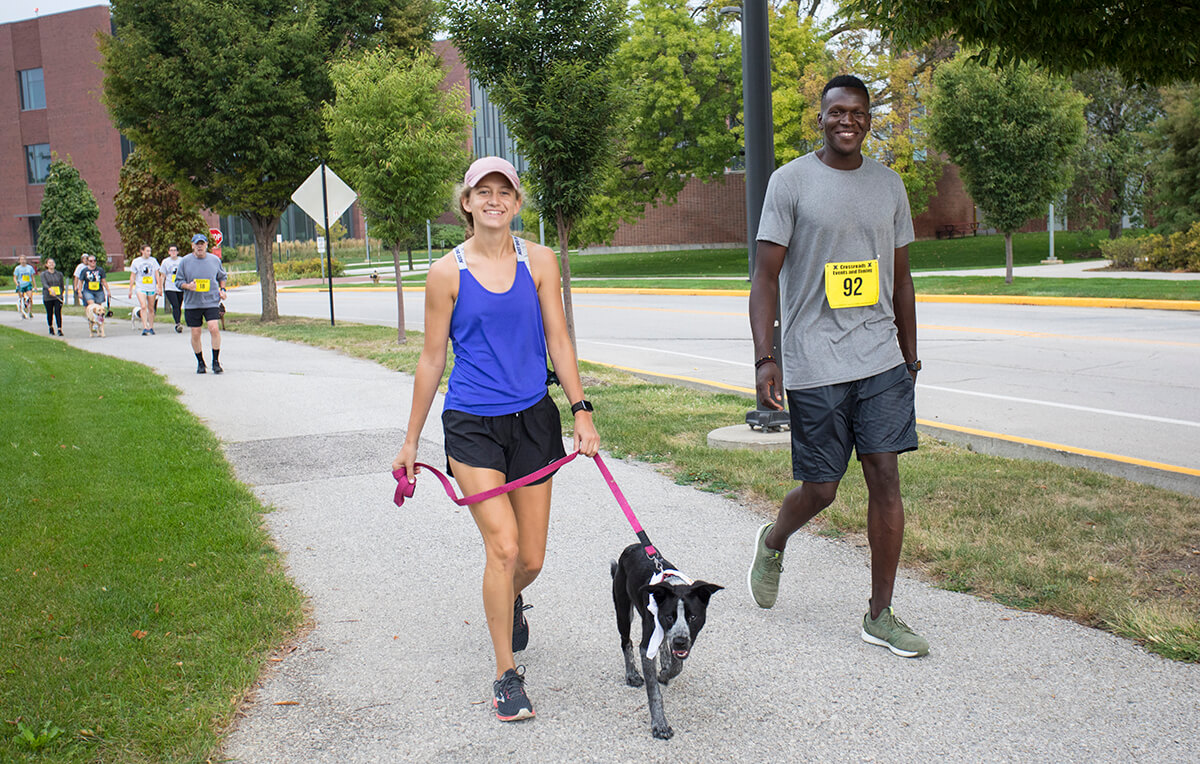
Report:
861,606,929,658
748,522,784,608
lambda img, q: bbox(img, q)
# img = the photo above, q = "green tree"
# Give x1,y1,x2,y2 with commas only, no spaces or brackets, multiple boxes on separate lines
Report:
448,0,627,343
848,0,1198,86
325,48,471,342
100,0,435,321
37,157,106,269
1149,85,1200,233
927,56,1086,283
113,149,207,260
1066,70,1162,238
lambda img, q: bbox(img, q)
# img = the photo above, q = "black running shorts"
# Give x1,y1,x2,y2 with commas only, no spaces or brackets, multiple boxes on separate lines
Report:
442,394,567,485
184,306,222,327
786,363,918,483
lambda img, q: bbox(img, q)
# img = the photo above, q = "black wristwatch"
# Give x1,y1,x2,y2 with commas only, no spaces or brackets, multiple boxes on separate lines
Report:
570,399,594,415
905,360,922,373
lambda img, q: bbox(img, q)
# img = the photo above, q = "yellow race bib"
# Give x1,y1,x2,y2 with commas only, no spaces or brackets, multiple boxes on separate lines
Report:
194,279,211,293
824,259,880,309
20,275,30,283
49,286,61,296
141,276,154,285
168,274,176,286
87,280,100,290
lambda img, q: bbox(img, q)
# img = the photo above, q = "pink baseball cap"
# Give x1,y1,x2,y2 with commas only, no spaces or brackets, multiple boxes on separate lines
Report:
464,156,521,190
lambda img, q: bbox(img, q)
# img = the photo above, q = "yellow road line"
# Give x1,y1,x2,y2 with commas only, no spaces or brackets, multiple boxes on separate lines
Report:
916,419,1200,477
916,294,1200,311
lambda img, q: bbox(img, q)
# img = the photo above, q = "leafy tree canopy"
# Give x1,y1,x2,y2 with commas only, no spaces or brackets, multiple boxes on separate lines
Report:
927,55,1086,279
325,47,472,339
37,157,106,268
847,0,1199,85
448,0,627,342
1066,69,1162,238
114,149,207,259
1150,85,1200,233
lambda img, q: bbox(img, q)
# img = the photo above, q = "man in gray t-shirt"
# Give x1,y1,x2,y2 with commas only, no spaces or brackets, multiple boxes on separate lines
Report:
747,75,928,659
176,233,228,374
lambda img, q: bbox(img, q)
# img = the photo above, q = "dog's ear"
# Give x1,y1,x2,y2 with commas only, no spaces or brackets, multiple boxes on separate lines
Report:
690,582,724,605
639,583,677,610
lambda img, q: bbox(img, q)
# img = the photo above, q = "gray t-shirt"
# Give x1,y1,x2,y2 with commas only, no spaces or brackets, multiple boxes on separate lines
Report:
175,253,227,309
756,152,915,389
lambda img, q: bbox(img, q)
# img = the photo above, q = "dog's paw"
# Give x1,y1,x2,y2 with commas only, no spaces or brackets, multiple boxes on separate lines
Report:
657,673,671,686
651,722,674,740
625,673,644,688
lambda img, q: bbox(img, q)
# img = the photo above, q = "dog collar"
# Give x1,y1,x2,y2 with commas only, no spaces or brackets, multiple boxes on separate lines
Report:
646,569,692,660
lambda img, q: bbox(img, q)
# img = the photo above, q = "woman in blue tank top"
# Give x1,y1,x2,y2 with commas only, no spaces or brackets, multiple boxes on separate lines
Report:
394,157,599,723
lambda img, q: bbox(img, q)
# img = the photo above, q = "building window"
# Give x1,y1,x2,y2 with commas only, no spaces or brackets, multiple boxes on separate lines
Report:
26,144,52,184
28,216,41,247
19,68,46,110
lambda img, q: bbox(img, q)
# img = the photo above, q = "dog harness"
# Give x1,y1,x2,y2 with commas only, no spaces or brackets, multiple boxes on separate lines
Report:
645,568,693,660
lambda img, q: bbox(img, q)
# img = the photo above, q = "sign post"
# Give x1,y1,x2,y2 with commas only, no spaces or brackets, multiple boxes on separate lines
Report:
291,163,357,326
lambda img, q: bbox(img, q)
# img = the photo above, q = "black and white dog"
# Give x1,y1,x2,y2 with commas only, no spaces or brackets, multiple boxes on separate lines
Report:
611,543,722,740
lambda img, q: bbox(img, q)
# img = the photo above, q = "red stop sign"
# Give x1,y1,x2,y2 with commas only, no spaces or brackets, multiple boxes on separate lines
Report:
209,228,223,247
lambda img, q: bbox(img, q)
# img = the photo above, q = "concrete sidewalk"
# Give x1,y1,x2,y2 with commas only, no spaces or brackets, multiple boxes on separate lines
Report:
5,310,1198,762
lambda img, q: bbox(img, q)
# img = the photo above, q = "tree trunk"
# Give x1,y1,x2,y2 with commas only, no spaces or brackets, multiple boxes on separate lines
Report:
1004,231,1014,284
407,244,414,271
247,213,281,321
392,243,406,344
555,211,576,347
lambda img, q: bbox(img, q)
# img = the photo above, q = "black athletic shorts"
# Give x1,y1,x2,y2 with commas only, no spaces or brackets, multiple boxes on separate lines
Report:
184,306,222,327
786,363,918,483
442,394,566,485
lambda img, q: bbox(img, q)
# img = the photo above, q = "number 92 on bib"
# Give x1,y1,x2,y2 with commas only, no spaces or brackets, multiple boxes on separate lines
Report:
824,259,879,309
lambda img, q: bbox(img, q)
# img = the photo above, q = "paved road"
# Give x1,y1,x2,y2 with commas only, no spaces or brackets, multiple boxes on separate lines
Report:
220,284,1200,485
6,309,1198,763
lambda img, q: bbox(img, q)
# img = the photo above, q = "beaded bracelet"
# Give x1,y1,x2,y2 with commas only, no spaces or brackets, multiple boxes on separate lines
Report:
754,355,777,369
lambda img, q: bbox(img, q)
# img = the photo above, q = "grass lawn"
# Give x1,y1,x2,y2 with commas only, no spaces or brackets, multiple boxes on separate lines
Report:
224,314,1200,663
0,327,304,762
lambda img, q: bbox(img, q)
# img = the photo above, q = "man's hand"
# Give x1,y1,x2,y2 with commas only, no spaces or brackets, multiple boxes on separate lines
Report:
756,360,784,411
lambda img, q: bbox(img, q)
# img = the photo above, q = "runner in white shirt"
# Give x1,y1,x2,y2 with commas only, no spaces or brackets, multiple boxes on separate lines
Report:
128,244,161,335
158,244,185,333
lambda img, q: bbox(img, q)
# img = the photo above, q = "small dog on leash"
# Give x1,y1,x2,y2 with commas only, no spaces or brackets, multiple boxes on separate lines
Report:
131,304,142,330
611,543,722,740
85,303,107,337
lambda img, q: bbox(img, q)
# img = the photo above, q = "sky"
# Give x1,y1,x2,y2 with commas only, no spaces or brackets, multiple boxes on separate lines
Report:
0,1,108,26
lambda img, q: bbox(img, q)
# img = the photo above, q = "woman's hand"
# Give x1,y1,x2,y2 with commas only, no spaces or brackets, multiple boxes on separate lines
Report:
573,413,599,457
392,442,420,482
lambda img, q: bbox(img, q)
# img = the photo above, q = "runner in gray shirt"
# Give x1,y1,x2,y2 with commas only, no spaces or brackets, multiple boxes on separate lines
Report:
176,234,228,374
747,75,928,659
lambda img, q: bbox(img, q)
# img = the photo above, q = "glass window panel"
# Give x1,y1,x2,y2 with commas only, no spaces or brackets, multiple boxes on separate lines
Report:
19,68,46,110
26,143,51,184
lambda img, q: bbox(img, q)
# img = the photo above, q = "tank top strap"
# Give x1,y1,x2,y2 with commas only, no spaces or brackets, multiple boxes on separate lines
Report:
452,245,468,270
512,235,533,274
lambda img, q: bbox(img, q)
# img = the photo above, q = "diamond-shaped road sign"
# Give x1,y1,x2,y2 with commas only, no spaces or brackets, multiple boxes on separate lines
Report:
291,164,357,226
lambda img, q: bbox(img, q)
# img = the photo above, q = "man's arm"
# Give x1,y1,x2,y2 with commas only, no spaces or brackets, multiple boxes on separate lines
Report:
749,241,788,410
892,245,918,380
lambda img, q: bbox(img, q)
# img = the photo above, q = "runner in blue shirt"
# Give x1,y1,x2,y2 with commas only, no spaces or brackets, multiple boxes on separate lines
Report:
13,255,36,319
78,254,111,307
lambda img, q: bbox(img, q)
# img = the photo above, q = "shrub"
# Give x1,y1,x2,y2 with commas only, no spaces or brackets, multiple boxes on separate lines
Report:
1098,236,1145,269
274,258,345,280
1098,224,1200,272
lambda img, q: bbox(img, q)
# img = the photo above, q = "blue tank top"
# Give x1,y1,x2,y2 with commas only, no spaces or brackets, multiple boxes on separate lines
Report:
444,236,550,416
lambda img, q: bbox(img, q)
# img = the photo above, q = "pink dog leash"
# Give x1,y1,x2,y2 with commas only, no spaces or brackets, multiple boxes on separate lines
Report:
392,452,662,563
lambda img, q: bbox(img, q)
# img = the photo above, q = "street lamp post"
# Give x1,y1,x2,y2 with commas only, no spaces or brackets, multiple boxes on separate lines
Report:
733,1,789,432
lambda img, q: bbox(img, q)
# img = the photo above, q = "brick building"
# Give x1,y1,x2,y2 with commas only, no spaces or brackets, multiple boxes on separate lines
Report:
0,4,125,264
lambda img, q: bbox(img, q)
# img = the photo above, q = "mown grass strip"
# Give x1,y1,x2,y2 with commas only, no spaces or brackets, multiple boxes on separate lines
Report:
224,314,1200,662
0,327,304,762
912,275,1200,301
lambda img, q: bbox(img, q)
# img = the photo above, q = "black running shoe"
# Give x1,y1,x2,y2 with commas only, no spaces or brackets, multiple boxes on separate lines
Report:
212,361,224,374
492,667,534,721
512,594,532,652
197,363,207,374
